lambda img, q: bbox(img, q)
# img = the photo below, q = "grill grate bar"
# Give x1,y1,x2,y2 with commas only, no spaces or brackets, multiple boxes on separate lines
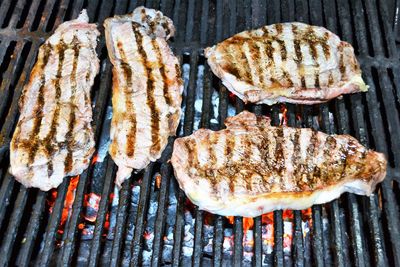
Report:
38,0,58,32
87,157,115,267
130,164,155,265
70,0,85,20
376,0,398,58
53,0,72,30
0,41,28,137
0,1,13,27
0,186,28,265
150,161,172,266
253,216,263,266
273,210,284,266
213,215,224,267
171,188,186,266
23,0,42,30
0,174,15,229
16,191,46,266
7,0,26,29
184,0,195,43
37,179,69,266
110,180,132,266
192,208,203,267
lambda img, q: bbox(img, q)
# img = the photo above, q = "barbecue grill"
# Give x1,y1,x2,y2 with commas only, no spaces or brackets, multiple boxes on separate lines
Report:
0,0,399,266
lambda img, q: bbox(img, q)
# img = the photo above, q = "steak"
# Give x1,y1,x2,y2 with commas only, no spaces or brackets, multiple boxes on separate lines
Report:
171,111,386,217
10,10,99,191
105,7,183,186
205,22,368,105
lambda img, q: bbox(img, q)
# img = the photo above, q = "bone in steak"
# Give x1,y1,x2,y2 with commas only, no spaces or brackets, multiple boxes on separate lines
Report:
205,22,368,105
10,10,99,191
171,111,386,217
105,7,183,186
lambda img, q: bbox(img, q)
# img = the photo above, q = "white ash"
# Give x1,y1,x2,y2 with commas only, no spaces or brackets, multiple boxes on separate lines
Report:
193,65,205,130
96,105,112,163
178,63,191,136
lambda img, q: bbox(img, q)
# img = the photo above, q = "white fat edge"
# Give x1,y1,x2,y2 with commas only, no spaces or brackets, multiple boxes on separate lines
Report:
348,75,369,92
77,9,89,22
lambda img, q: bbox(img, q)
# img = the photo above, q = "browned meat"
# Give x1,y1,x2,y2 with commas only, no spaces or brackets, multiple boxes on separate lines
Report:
205,22,368,105
171,111,386,217
105,7,183,186
10,10,100,191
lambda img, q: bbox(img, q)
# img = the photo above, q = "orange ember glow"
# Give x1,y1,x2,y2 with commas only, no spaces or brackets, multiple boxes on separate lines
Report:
225,217,254,231
91,153,99,164
243,217,254,231
47,176,80,234
262,212,274,224
302,208,312,218
155,174,162,189
60,176,80,231
104,212,110,230
283,210,293,220
280,105,288,125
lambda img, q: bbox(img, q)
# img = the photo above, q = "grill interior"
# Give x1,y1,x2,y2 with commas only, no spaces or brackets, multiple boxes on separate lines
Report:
0,0,400,266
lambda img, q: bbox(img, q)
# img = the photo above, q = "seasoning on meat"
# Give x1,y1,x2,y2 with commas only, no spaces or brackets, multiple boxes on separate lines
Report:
205,22,368,105
10,10,100,191
171,111,386,217
104,7,183,186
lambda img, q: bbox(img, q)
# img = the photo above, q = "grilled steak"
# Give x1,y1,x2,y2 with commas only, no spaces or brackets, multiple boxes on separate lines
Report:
105,7,183,186
171,111,386,217
10,10,99,191
205,22,368,105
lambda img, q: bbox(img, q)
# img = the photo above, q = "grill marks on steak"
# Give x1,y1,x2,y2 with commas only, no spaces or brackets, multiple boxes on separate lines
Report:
205,22,368,105
171,111,387,217
10,11,99,191
105,7,183,186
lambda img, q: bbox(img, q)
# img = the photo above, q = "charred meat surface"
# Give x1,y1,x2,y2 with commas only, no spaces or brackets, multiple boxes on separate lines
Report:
205,22,368,105
171,111,386,217
104,7,183,186
10,10,100,191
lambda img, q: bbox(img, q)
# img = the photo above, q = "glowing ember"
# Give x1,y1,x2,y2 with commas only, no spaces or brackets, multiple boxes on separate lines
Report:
280,104,288,125
143,230,153,240
60,176,80,231
91,153,99,164
155,174,162,189
243,217,254,231
47,176,80,235
228,92,237,103
223,209,313,254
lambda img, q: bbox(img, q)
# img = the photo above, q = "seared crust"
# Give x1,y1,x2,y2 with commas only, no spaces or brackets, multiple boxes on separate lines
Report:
205,22,368,105
171,111,387,217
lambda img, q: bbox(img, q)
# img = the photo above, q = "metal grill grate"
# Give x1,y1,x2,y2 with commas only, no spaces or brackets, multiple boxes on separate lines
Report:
0,0,399,266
